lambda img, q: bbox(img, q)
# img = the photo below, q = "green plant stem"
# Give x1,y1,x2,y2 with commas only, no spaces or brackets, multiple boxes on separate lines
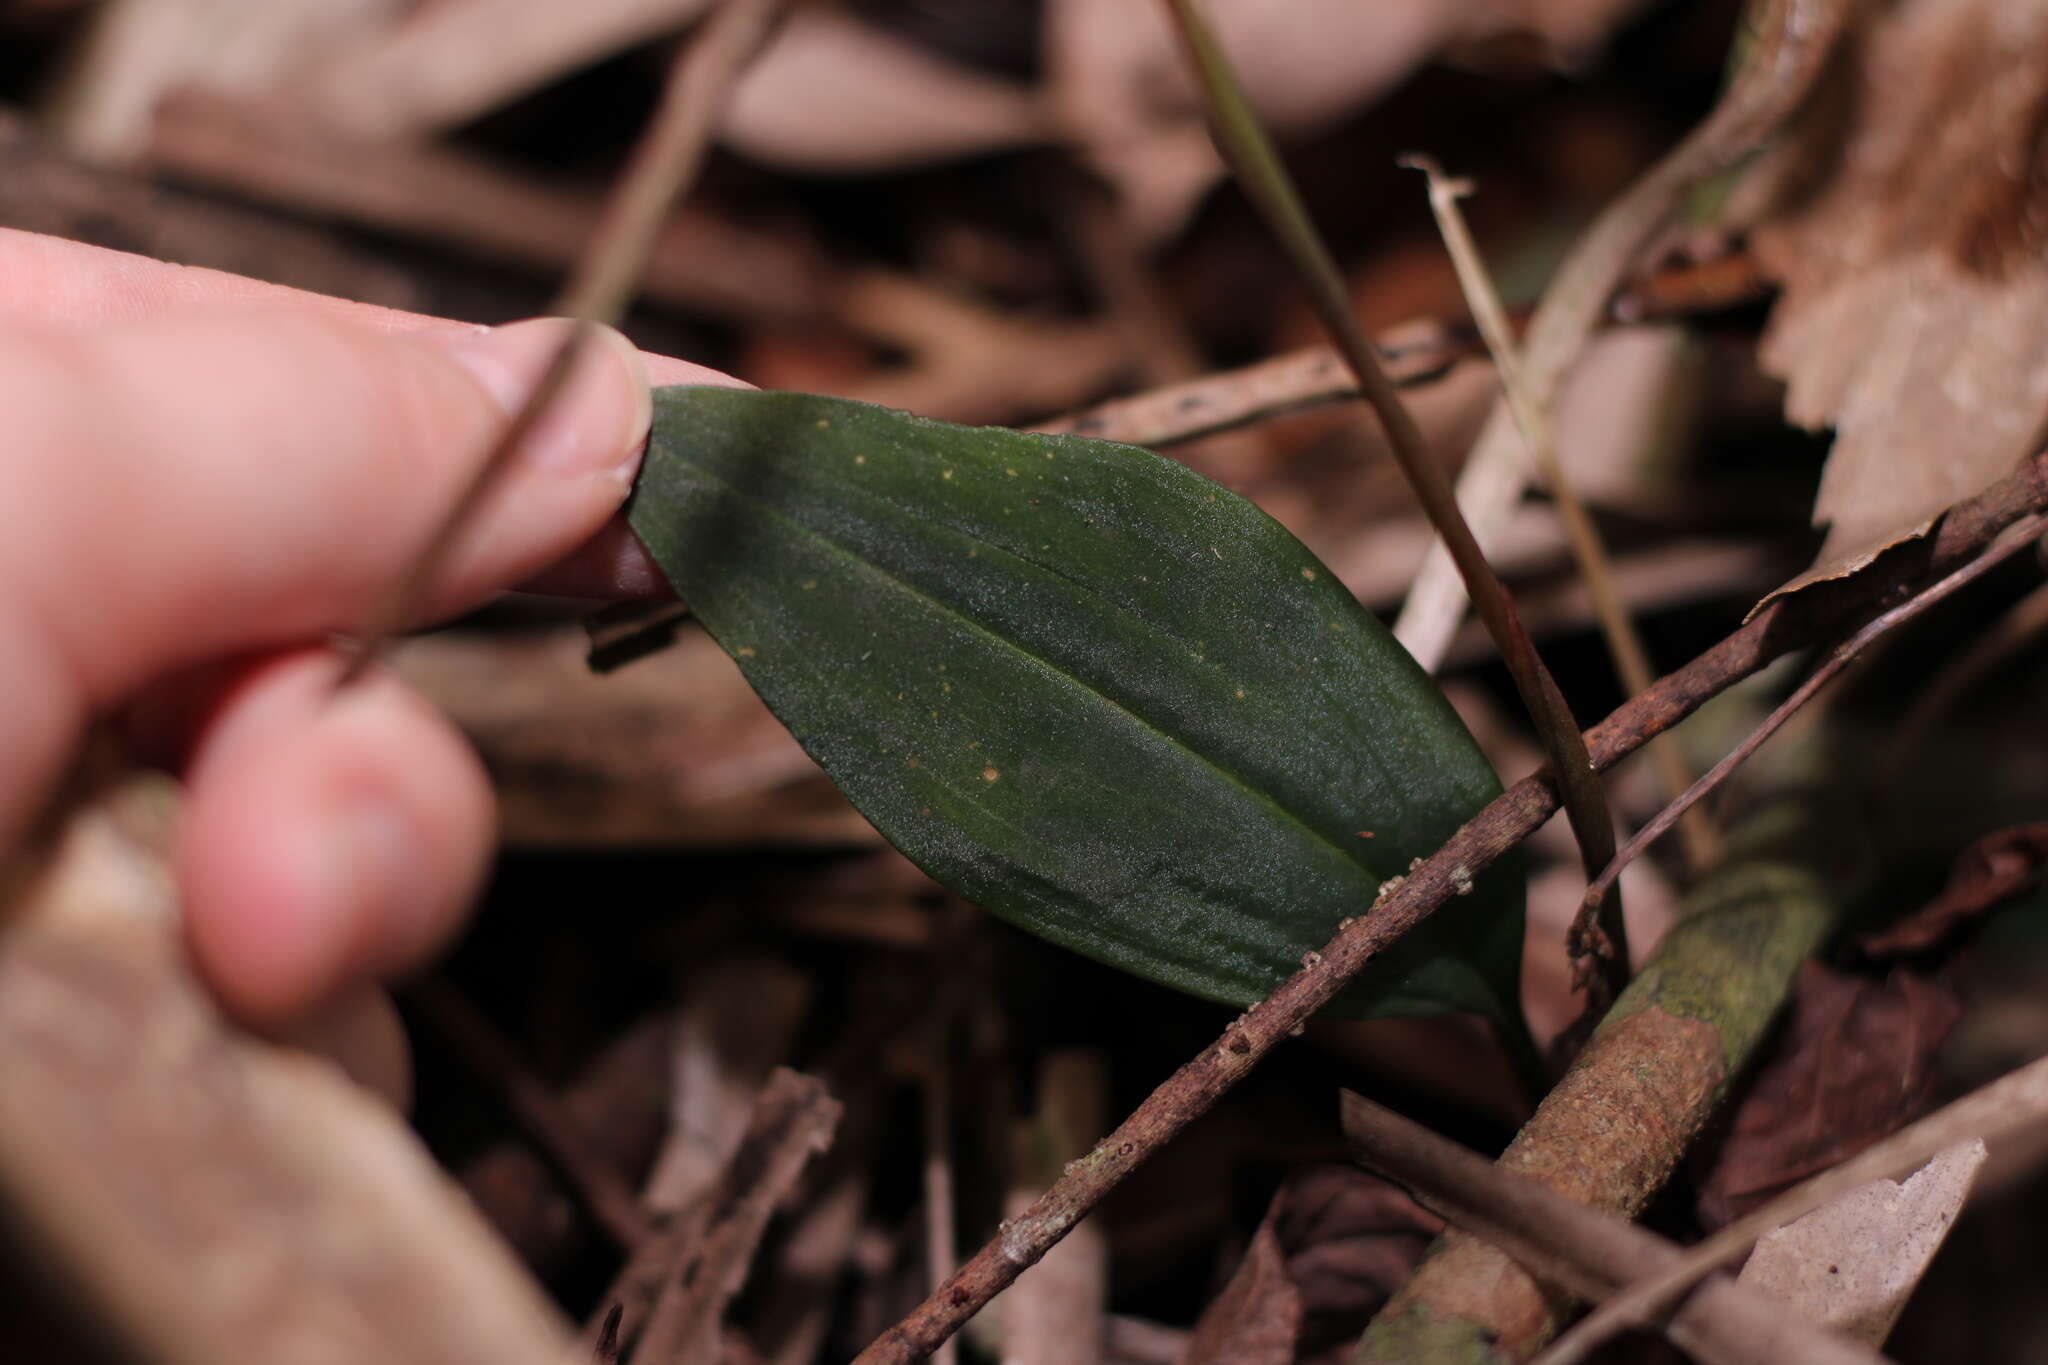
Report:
1160,0,1627,1000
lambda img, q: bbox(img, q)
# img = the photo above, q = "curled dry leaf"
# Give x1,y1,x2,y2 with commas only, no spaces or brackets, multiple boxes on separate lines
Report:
1855,823,2048,958
1184,1165,1441,1365
1754,0,2048,600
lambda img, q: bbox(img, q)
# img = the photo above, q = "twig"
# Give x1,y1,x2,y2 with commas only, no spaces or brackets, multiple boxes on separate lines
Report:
1393,0,1855,670
629,1069,840,1364
335,0,786,686
1408,152,1717,881
1580,514,2048,925
848,444,2048,1365
997,1052,1109,1365
409,978,655,1253
921,1051,960,1365
590,1069,840,1361
1161,0,1627,1000
1339,1092,1891,1365
1536,1052,2048,1365
1040,326,1475,448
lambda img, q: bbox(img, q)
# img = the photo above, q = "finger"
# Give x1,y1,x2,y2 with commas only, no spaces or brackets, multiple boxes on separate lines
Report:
175,649,492,1025
1,310,651,708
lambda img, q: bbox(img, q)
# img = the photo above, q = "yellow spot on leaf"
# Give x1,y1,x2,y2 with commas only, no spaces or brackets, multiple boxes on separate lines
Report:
855,454,867,465
1005,466,1018,477
1235,688,1246,699
815,418,830,429
942,469,954,480
1301,568,1316,580
736,646,756,657
982,767,1000,782
801,579,818,590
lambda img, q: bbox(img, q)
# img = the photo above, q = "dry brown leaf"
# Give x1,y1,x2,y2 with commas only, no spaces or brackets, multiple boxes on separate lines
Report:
1183,1165,1441,1364
1698,961,1964,1228
1854,823,2048,958
0,777,576,1365
1737,1140,1984,1346
1754,0,2048,599
721,7,1046,172
1045,0,1650,243
1183,1216,1299,1365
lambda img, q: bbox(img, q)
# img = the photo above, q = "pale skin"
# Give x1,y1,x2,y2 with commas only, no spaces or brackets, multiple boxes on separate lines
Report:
0,227,742,1025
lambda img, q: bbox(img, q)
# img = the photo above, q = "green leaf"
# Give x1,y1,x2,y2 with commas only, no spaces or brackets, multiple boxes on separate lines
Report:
628,387,1524,1025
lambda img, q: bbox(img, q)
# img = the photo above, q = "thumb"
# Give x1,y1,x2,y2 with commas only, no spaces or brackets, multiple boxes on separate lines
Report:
0,309,675,844
3,311,659,705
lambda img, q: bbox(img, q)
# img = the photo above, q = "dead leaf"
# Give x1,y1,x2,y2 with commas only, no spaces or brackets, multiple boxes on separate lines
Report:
1183,1217,1299,1365
1855,824,2048,958
1737,1140,1985,1346
1698,961,1964,1228
1045,0,1651,243
1184,1165,1441,1363
1753,0,2048,599
721,7,1046,172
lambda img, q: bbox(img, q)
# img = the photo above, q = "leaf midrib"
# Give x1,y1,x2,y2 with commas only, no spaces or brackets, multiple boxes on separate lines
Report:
674,455,1382,889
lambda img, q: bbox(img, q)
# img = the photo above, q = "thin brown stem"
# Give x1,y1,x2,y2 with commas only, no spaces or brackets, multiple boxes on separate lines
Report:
921,1053,960,1365
849,444,2048,1365
335,0,785,687
1407,153,1718,877
1160,0,1626,1001
1578,514,2048,927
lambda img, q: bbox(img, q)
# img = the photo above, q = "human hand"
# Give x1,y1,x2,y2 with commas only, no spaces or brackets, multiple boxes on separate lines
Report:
0,228,734,1025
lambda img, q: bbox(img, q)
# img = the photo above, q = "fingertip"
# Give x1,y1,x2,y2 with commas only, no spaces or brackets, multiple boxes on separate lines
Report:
176,652,492,1026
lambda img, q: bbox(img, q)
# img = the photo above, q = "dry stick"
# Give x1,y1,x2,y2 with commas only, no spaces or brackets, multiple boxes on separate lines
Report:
335,0,785,686
1536,1052,2048,1365
1408,154,1719,882
1579,515,2048,924
1160,0,1628,1003
1394,0,1855,672
921,1053,960,1365
408,978,655,1253
1041,249,1769,452
629,1069,842,1364
847,449,2048,1365
1338,1092,1891,1365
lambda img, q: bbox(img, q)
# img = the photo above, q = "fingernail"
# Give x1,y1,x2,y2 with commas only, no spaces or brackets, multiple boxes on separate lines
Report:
432,318,652,477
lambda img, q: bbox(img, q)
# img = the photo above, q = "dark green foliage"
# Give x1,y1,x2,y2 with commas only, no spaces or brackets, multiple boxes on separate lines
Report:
628,387,1523,1025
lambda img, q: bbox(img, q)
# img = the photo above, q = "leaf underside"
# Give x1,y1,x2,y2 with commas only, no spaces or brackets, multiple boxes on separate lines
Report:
628,387,1523,1024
